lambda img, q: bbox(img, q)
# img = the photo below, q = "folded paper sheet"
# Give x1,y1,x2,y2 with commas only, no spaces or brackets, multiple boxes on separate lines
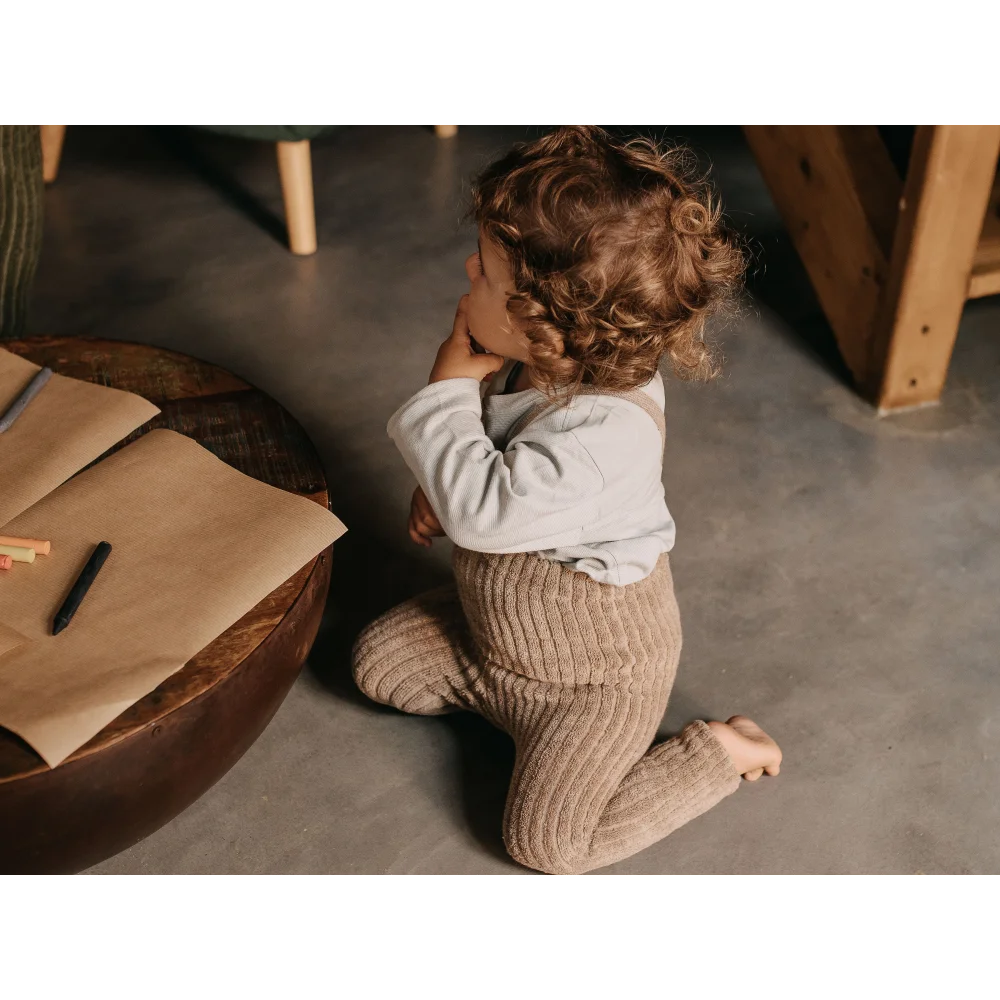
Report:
0,430,346,767
0,348,160,527
0,623,27,659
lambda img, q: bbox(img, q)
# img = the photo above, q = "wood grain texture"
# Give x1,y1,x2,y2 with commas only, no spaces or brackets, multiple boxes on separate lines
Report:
0,337,327,777
869,126,1000,411
969,167,1000,300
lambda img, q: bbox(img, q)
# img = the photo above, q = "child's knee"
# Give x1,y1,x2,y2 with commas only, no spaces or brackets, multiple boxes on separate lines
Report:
352,617,457,715
503,814,594,875
350,598,434,697
351,618,393,701
352,643,405,710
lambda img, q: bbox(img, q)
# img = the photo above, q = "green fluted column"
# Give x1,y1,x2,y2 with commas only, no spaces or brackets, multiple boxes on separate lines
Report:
0,126,43,340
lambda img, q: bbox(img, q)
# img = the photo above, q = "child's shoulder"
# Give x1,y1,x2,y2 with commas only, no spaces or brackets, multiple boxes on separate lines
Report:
531,373,665,449
568,372,665,428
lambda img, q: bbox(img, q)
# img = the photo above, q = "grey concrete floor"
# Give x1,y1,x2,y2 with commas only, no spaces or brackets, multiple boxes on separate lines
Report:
25,126,1000,874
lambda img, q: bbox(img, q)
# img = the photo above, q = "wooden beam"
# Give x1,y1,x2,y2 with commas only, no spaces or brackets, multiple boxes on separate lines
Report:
968,167,1000,299
869,126,1000,412
743,126,901,385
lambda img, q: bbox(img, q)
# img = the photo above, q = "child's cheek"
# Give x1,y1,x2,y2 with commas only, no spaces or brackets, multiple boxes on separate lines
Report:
467,293,486,338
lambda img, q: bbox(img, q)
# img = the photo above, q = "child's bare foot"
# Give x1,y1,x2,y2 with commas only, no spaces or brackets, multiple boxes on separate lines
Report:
707,715,782,782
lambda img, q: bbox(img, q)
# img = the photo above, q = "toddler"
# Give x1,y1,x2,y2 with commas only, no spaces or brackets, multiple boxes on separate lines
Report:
353,126,781,874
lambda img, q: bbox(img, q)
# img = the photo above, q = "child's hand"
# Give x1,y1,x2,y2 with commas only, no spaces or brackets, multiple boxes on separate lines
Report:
429,296,506,385
409,485,445,547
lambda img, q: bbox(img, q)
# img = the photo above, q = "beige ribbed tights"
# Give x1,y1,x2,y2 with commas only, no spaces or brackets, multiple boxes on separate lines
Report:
353,547,741,874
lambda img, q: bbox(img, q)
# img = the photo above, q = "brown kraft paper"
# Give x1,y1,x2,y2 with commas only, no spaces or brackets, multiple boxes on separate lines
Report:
0,429,346,767
0,347,160,527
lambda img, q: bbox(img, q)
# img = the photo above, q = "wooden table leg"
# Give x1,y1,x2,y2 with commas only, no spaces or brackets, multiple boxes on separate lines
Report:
869,125,1000,412
742,126,900,388
745,125,1000,414
276,139,317,256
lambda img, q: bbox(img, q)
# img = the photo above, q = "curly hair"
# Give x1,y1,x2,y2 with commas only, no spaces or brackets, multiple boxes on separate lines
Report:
470,126,745,401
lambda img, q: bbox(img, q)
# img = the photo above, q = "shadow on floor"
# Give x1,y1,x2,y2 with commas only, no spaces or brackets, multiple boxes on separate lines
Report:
439,711,517,863
306,530,450,703
305,527,516,861
152,128,289,249
45,125,305,252
739,237,854,388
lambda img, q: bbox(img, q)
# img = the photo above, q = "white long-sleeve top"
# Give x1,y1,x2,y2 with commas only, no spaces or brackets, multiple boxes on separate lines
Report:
387,358,676,586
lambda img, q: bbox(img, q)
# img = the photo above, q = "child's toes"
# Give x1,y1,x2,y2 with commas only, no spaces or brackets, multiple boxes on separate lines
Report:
764,762,780,776
743,767,764,781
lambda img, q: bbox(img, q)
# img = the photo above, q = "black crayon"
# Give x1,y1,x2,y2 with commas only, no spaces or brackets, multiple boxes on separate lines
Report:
53,541,112,635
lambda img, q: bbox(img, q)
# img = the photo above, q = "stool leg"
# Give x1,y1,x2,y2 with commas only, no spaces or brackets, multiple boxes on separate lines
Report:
276,139,317,255
434,125,458,139
41,125,66,183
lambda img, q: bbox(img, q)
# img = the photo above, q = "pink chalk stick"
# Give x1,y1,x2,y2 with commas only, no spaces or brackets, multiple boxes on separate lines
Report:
0,535,50,555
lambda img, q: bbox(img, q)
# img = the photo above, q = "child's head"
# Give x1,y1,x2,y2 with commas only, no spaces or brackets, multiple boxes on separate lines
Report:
467,126,744,398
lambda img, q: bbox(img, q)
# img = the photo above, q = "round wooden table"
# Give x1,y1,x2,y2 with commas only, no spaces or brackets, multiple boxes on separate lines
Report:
0,338,332,874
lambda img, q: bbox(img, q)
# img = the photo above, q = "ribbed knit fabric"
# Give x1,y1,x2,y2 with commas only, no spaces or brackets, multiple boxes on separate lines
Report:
353,547,741,874
0,126,43,340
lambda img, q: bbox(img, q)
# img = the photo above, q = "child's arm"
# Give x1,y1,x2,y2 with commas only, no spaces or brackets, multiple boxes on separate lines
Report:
388,379,603,553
